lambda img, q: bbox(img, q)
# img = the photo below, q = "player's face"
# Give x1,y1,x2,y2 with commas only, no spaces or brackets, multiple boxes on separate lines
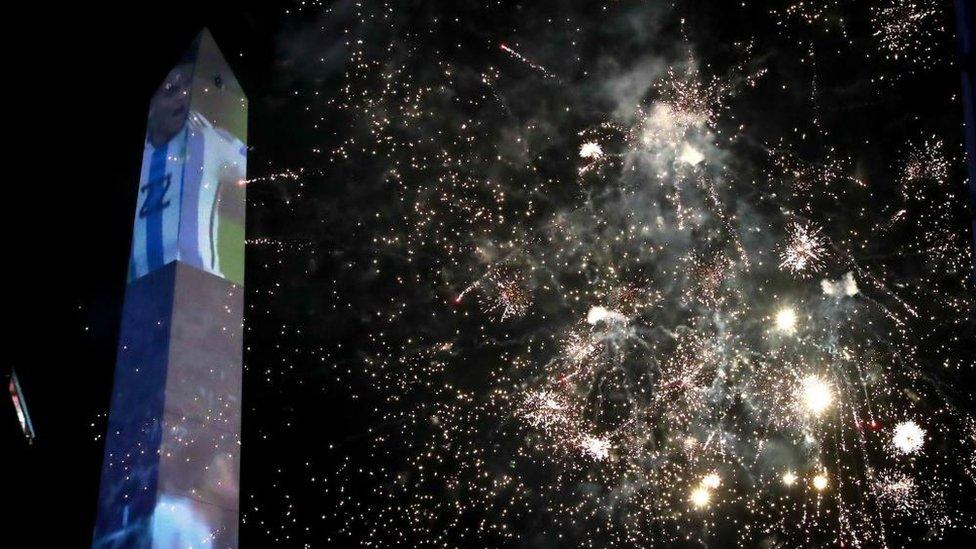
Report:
148,65,192,145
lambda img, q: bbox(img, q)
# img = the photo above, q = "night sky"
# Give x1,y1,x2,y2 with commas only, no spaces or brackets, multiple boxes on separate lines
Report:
9,1,976,547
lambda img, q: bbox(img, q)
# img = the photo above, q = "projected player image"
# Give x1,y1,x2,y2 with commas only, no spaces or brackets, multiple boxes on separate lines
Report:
93,30,246,549
129,59,246,285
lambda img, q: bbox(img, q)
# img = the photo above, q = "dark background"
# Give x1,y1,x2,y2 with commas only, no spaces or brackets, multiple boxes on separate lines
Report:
7,1,976,546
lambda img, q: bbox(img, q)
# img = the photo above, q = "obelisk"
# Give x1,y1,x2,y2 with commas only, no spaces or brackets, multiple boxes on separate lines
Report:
93,28,246,549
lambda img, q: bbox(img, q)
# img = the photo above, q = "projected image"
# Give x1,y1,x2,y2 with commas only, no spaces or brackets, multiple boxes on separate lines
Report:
92,266,174,549
93,264,242,548
95,28,245,549
128,56,246,285
150,263,244,547
152,430,240,548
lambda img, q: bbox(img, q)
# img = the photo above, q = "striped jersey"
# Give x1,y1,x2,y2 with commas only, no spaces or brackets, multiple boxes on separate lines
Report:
128,111,246,283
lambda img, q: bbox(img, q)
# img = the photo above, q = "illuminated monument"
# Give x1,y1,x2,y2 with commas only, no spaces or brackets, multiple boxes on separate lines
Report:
93,29,246,548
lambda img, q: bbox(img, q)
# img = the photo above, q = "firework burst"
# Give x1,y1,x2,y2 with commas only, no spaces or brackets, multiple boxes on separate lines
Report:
249,2,976,547
780,221,828,277
891,420,926,455
481,268,532,320
871,0,946,69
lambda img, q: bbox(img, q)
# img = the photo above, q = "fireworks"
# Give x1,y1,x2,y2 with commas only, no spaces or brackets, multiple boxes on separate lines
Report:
688,473,722,510
578,140,609,175
768,147,865,199
247,1,976,547
580,435,611,461
579,141,603,160
520,390,571,434
891,420,926,455
585,305,626,326
481,269,532,320
780,221,827,277
874,471,921,516
782,471,798,486
871,0,945,69
690,486,712,509
677,143,704,166
701,472,722,490
775,306,799,333
499,42,558,80
821,271,859,297
561,330,599,365
799,375,834,416
901,135,951,198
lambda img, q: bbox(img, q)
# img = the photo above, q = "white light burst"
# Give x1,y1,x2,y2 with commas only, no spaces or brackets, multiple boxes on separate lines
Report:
579,141,604,159
775,307,798,333
580,435,611,461
690,486,712,509
780,221,827,277
586,305,626,326
799,375,833,416
891,420,926,455
782,471,797,486
678,143,705,166
701,472,721,489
